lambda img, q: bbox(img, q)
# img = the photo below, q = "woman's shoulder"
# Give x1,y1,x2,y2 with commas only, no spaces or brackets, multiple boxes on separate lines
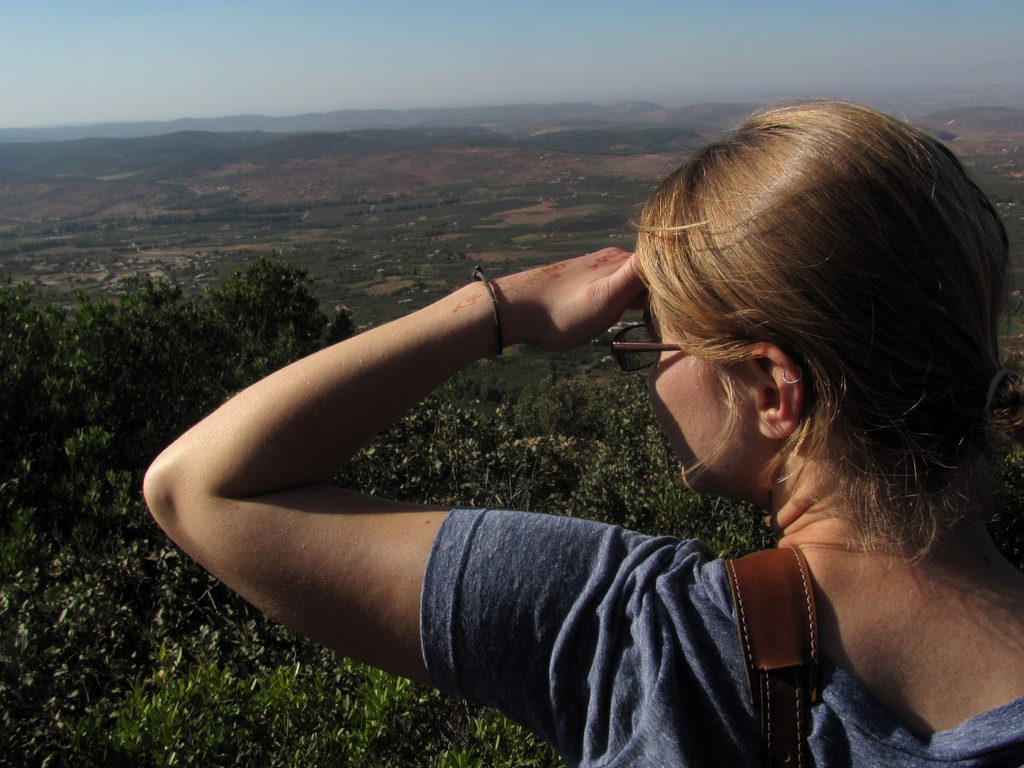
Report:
804,540,1024,739
814,661,1024,764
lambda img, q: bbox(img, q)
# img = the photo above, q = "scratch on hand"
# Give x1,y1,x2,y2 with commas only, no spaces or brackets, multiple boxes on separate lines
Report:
585,249,631,268
541,263,569,277
451,291,483,313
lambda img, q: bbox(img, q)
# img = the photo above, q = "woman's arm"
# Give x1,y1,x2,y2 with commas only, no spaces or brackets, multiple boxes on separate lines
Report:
143,248,643,681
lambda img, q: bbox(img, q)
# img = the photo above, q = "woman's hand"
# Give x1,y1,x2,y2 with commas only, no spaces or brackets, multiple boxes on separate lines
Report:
493,248,644,351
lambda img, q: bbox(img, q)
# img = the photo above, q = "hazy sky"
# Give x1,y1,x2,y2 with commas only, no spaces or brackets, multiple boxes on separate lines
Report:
2,0,1022,128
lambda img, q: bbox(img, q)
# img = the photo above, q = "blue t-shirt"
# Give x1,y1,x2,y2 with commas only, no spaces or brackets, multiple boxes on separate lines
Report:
420,508,1024,767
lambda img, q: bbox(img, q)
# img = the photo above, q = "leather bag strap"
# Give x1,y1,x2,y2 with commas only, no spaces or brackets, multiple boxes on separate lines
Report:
725,547,819,768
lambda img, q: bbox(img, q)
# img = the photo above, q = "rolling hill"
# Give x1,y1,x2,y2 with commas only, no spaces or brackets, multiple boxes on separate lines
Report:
1,103,1021,225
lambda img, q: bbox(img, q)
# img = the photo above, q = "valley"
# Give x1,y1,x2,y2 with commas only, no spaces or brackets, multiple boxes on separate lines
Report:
1,102,1022,345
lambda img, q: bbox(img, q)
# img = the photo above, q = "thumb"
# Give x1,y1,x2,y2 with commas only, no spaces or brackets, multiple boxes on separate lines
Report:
598,253,645,310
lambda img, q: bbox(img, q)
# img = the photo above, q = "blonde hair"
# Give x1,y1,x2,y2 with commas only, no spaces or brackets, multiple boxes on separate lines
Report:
635,101,1012,552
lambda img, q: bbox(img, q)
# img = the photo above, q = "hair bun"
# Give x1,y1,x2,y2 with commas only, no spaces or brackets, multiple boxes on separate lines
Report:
989,369,1024,444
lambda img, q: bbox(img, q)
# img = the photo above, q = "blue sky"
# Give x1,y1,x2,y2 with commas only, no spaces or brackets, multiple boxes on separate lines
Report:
2,0,1022,128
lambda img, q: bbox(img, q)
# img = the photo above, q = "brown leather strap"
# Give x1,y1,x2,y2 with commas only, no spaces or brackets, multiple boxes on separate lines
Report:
725,547,818,768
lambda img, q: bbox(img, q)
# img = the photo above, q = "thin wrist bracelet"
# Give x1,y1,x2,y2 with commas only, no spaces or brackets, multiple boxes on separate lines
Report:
472,265,503,356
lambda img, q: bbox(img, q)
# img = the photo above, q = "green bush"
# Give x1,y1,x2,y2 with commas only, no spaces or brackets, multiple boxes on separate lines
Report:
1,257,1022,766
0,256,343,548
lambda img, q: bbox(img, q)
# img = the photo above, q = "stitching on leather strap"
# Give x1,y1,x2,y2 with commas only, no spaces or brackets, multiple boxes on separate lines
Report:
788,547,816,660
795,682,803,768
726,561,755,673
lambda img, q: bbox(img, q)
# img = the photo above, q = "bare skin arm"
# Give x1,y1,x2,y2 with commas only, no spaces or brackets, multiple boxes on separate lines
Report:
143,248,644,681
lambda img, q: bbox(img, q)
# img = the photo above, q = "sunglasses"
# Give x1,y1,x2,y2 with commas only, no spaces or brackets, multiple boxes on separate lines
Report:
610,323,684,371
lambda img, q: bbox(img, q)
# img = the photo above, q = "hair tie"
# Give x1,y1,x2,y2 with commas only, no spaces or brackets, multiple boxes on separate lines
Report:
472,265,503,356
985,368,1015,411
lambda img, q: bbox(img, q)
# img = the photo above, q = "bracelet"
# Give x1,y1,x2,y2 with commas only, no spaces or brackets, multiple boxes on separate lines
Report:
472,265,503,356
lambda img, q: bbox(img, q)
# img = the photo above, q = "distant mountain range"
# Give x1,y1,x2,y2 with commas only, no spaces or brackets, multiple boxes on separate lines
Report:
0,102,762,143
0,125,709,184
3,101,1023,146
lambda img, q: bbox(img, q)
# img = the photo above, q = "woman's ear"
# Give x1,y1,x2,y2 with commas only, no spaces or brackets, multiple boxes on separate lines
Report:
745,344,804,440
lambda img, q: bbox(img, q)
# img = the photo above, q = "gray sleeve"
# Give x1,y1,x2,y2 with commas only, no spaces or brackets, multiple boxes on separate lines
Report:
420,507,748,765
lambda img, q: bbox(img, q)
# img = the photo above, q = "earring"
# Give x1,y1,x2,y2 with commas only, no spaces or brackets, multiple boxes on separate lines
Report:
782,368,803,385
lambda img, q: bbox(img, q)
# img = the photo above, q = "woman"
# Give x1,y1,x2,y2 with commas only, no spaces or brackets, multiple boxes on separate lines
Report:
144,102,1024,765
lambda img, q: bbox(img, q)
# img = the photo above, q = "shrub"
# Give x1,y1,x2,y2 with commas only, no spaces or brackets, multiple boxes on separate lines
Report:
2,257,1022,766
